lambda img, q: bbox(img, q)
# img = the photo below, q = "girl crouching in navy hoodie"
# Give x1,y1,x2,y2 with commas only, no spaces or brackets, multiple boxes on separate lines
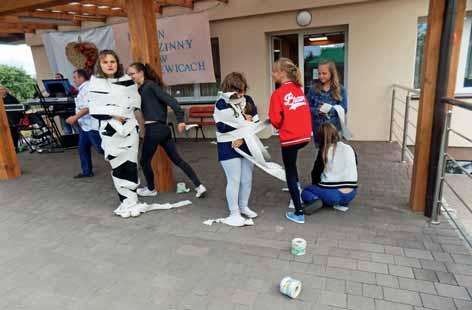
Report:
302,122,358,212
269,58,312,224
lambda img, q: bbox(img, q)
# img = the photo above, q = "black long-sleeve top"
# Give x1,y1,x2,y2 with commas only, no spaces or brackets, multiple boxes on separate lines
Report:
138,79,185,124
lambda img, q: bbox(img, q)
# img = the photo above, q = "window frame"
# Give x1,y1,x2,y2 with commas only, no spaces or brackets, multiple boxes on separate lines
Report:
414,14,472,94
455,15,472,94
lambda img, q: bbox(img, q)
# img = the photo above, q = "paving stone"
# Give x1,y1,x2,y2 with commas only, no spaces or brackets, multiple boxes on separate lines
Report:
419,259,447,272
434,283,471,300
358,261,388,274
454,299,472,310
398,278,437,294
363,284,383,299
372,253,395,265
420,293,456,310
325,278,346,292
376,274,400,288
390,265,415,279
431,252,454,263
436,271,458,285
446,263,472,276
405,249,434,261
320,290,347,308
348,294,375,310
375,299,414,310
327,257,357,270
394,256,421,268
231,289,258,306
413,268,438,282
385,247,405,256
346,281,363,296
451,254,472,265
455,274,472,288
384,287,422,306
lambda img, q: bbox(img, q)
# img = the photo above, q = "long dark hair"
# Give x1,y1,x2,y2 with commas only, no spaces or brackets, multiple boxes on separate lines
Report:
317,122,341,166
95,49,124,78
129,62,165,87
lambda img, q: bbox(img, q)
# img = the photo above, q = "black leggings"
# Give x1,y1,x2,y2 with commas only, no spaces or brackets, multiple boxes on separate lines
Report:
282,142,308,215
140,123,201,190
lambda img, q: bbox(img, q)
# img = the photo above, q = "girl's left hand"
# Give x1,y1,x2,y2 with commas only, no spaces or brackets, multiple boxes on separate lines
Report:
232,139,244,149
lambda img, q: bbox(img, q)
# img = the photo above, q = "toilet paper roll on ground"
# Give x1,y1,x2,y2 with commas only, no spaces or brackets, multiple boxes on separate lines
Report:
280,276,302,299
291,238,307,256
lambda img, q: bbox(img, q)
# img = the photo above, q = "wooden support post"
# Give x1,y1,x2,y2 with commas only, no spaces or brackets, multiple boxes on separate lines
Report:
125,0,175,192
0,97,21,180
410,0,466,214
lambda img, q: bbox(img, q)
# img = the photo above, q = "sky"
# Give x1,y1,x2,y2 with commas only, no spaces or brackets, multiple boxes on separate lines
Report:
0,44,36,77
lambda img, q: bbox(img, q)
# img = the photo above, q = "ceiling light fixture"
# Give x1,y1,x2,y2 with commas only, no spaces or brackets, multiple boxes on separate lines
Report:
309,36,329,42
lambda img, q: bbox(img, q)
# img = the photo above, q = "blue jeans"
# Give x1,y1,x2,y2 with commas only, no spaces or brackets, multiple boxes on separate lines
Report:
220,158,254,214
302,185,357,207
79,129,104,175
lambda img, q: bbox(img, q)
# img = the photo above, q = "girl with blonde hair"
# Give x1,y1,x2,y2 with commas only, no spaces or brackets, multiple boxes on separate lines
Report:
307,60,348,143
269,58,312,224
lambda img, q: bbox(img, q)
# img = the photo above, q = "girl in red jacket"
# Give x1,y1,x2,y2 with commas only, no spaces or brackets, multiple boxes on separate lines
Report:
269,58,312,224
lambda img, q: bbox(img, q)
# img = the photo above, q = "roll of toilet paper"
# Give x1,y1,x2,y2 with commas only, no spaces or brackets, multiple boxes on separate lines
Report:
280,276,302,299
291,238,306,256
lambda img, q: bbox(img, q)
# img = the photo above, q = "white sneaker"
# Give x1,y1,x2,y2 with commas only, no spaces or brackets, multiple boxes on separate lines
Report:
195,184,207,198
114,200,145,218
240,207,258,218
137,187,157,197
223,213,246,227
289,199,295,209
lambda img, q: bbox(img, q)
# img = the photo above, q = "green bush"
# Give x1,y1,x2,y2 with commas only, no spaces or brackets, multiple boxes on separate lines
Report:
0,65,36,102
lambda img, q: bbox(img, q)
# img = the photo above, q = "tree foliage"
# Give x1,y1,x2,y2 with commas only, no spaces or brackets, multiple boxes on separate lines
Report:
0,65,36,102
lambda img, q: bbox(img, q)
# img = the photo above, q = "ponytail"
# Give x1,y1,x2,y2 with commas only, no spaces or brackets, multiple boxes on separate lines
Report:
273,57,302,86
129,62,166,86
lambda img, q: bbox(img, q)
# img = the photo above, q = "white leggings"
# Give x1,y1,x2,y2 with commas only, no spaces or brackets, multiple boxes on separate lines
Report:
220,157,254,214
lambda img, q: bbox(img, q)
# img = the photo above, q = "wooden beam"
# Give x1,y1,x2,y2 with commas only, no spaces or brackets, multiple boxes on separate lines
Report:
156,0,193,8
0,97,21,180
0,0,70,16
424,0,466,216
125,0,175,192
410,0,466,214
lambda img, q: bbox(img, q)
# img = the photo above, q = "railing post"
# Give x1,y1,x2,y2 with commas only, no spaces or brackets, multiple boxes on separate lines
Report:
431,108,452,224
389,87,396,143
401,93,410,162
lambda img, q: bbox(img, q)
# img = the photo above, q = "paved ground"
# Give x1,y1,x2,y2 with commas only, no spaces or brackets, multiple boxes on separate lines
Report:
0,138,471,310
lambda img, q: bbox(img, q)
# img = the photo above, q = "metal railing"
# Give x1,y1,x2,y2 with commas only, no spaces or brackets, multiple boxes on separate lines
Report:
389,85,420,162
432,97,472,248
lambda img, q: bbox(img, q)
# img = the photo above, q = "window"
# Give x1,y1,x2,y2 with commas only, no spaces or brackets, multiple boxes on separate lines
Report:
414,16,472,93
167,37,221,102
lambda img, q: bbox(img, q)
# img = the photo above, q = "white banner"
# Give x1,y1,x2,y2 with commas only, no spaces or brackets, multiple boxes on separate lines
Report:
41,11,215,86
42,26,115,81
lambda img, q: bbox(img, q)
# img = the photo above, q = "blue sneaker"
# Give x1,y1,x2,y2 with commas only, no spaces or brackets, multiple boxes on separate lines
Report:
285,212,305,224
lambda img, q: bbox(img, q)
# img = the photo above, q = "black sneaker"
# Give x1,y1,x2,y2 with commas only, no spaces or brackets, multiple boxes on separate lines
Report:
73,173,94,179
303,199,324,215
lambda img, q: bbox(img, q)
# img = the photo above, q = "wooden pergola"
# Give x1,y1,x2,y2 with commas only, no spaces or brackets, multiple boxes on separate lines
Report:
0,0,466,217
0,0,227,191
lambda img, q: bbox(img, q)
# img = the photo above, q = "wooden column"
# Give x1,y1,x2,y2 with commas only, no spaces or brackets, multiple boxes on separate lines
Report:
410,0,466,214
0,97,21,180
125,0,175,192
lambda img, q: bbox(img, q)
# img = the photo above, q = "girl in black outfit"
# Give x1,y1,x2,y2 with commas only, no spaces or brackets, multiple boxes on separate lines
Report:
127,62,206,198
